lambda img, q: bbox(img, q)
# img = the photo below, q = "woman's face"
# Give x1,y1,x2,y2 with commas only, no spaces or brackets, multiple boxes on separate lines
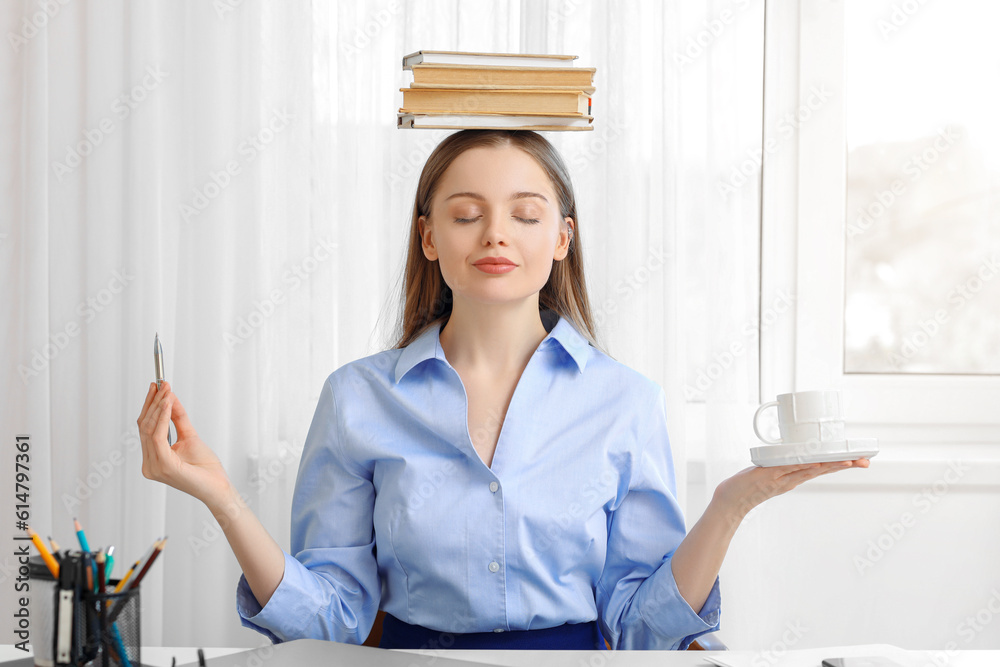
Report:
418,145,573,307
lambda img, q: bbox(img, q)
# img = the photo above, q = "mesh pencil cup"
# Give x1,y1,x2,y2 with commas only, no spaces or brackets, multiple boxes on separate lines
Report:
27,554,57,666
27,553,141,667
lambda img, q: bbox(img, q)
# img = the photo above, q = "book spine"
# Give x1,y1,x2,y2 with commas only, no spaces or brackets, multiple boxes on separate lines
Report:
401,89,586,115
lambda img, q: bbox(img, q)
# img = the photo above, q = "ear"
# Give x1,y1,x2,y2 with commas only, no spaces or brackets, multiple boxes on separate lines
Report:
554,216,574,262
418,215,438,261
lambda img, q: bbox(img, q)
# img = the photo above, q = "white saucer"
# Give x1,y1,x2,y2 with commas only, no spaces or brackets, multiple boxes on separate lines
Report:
750,437,879,467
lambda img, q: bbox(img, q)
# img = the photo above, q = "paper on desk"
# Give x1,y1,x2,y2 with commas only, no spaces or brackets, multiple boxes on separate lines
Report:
701,643,940,667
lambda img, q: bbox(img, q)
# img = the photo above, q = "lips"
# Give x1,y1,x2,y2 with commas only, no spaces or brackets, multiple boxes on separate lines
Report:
473,257,515,266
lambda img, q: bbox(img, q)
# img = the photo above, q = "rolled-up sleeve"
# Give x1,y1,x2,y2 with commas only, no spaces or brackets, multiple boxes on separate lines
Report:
235,375,381,643
596,385,721,650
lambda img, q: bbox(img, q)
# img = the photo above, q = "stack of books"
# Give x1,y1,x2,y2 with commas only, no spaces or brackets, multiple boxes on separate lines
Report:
396,50,596,131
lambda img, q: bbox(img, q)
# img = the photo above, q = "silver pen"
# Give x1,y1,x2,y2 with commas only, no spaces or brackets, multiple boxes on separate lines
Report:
154,332,174,445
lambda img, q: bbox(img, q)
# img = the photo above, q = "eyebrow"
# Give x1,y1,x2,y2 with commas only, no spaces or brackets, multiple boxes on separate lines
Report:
444,191,549,204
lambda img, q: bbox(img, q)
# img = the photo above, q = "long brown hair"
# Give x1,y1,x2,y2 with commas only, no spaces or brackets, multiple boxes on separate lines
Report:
384,129,607,356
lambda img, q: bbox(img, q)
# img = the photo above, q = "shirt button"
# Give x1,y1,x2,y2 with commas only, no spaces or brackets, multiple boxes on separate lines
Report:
493,628,504,633
488,561,500,573
489,481,499,493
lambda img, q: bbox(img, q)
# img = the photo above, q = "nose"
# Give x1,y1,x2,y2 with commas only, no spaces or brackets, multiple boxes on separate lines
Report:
480,210,517,245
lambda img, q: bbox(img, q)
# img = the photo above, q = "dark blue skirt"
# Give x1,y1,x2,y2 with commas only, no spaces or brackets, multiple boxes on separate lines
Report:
378,612,607,650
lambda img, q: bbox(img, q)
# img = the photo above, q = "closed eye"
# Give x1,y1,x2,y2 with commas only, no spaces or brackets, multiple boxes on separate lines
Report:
454,216,541,224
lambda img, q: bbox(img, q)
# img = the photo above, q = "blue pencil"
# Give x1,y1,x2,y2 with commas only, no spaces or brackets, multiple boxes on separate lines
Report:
74,517,91,551
74,517,99,591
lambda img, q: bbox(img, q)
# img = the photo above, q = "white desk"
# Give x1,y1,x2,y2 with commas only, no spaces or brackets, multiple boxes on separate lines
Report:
401,645,999,667
0,646,247,666
2,643,999,666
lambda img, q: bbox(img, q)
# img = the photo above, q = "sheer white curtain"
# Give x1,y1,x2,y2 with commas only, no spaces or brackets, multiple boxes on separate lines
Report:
1,0,766,649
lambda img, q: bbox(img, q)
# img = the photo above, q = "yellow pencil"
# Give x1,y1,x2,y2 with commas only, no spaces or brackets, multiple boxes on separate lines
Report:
113,559,141,594
26,527,59,578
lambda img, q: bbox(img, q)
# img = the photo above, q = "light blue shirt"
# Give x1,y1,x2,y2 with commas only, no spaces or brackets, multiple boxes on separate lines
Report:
235,309,721,649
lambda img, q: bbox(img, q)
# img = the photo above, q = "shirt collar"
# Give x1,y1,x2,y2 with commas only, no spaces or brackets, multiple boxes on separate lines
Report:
394,310,592,383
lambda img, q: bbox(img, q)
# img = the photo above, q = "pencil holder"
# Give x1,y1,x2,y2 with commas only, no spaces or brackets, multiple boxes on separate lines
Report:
27,554,141,667
27,554,57,666
87,584,141,667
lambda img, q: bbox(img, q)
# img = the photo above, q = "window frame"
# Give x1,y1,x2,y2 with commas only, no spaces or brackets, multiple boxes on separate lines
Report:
759,0,1000,445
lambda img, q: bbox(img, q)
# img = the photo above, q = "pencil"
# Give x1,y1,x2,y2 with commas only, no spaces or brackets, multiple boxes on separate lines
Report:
25,527,59,578
105,538,167,630
129,537,167,590
119,537,159,590
48,535,60,552
97,551,132,667
113,559,141,594
75,518,102,594
97,551,106,595
73,517,91,552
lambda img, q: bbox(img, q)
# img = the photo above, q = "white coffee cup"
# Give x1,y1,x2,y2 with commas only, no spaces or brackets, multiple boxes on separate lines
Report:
753,390,844,445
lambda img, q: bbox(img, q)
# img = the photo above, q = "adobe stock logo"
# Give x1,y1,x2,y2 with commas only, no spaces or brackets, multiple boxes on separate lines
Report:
683,289,795,400
51,65,169,182
718,83,834,199
877,0,932,41
673,0,755,70
223,236,337,350
7,0,71,54
18,268,135,384
340,0,403,62
179,108,294,222
853,460,967,575
847,125,961,241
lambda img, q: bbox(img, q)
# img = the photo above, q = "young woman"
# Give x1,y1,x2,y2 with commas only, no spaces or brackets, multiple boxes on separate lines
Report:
137,129,868,651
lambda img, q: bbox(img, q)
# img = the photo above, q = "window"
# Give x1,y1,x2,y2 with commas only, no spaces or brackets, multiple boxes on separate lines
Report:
759,0,1000,439
843,0,1000,375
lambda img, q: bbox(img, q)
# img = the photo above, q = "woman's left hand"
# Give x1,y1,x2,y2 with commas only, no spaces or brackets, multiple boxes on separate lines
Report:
711,458,870,526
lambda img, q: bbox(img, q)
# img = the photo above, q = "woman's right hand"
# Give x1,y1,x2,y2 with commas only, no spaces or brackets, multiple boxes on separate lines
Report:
138,381,288,611
137,381,233,509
